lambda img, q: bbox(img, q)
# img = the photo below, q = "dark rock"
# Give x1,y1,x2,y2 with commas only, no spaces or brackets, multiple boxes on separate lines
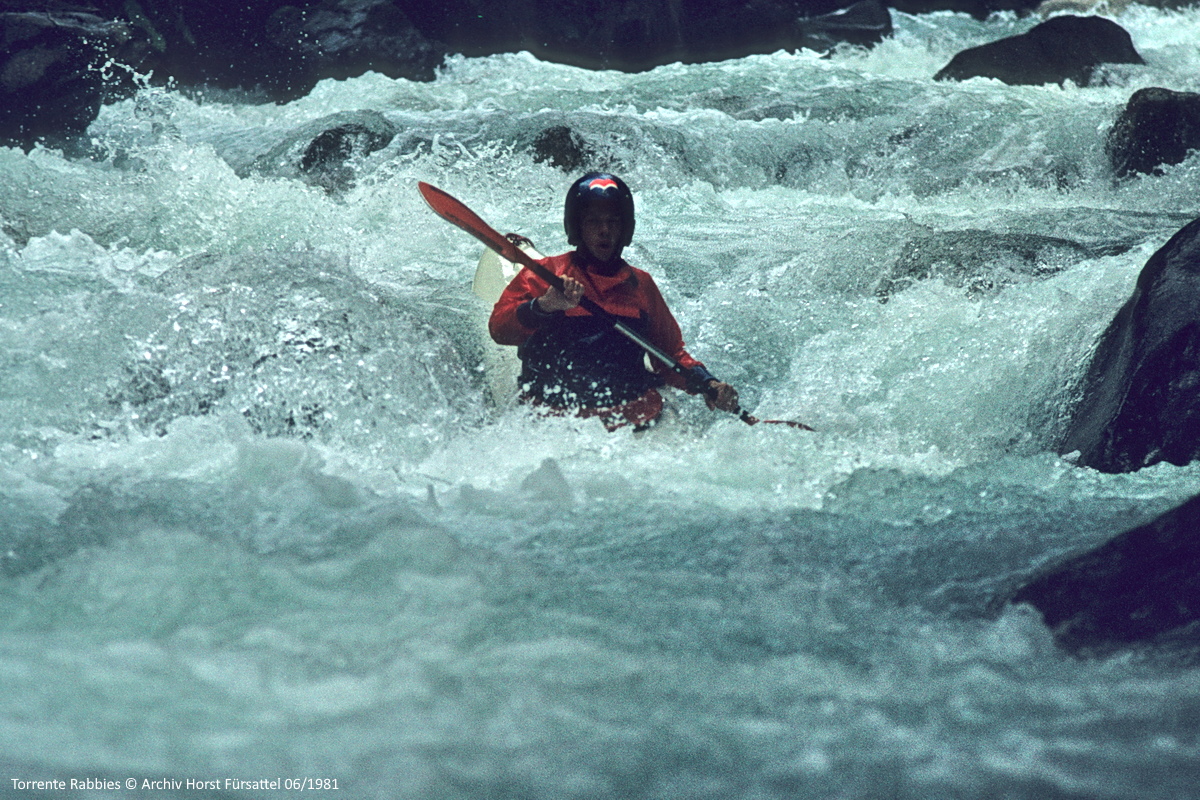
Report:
250,110,398,193
1011,492,1200,656
0,8,150,149
662,0,893,63
876,229,1124,302
1,0,900,132
531,126,596,172
33,0,442,103
794,0,893,53
672,0,893,62
933,16,1144,87
1060,216,1200,472
892,0,1042,18
402,0,892,72
402,0,681,68
110,0,318,100
298,119,397,192
1107,87,1200,178
265,0,441,97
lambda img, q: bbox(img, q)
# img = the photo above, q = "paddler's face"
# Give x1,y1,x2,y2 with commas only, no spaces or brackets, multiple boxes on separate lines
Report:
579,200,623,264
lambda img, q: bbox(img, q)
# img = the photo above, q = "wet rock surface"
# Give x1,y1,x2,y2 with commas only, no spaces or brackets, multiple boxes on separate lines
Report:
1011,492,1200,656
530,126,597,172
246,110,399,193
875,229,1128,302
934,15,1143,86
264,0,442,97
1,7,150,149
1107,86,1200,178
1061,216,1200,473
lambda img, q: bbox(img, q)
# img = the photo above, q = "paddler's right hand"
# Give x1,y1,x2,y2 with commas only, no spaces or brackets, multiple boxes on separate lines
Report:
535,276,585,312
704,380,740,413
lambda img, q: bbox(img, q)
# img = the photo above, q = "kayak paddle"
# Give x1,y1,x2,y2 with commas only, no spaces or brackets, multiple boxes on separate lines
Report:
418,181,812,430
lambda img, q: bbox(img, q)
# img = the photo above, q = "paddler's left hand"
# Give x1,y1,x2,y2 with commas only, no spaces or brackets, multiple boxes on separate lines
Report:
705,380,739,412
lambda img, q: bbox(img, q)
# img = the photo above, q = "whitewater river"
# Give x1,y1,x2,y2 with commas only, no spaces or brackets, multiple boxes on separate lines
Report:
2,7,1200,798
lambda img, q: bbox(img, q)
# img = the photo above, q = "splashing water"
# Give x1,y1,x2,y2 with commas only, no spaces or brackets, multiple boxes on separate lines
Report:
2,8,1200,798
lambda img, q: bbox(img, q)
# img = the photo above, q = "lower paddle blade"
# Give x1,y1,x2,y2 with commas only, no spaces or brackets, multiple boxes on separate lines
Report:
756,418,815,431
741,411,814,430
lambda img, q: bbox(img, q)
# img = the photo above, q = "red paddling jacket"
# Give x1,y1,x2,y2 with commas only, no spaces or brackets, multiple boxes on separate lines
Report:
489,251,715,417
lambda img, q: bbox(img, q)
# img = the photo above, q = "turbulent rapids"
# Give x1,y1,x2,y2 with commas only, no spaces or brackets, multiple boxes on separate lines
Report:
2,7,1200,799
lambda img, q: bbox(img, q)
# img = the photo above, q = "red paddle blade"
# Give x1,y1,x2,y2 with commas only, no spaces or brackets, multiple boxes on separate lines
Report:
418,181,522,263
419,181,569,299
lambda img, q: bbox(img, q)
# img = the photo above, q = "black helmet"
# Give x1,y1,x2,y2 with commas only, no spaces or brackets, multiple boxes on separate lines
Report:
563,172,635,249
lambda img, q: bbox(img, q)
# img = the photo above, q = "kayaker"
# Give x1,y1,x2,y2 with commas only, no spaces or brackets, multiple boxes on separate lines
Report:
488,172,739,429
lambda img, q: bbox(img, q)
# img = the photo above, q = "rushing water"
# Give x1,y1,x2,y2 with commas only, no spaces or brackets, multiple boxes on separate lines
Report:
2,7,1200,799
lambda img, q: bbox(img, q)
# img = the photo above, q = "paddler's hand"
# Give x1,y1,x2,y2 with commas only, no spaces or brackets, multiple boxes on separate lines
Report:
705,380,739,412
536,276,585,312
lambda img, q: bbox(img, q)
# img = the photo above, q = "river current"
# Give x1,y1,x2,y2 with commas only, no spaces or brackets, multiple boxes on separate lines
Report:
2,7,1200,798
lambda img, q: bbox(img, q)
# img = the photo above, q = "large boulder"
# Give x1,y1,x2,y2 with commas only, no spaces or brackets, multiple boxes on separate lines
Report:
0,0,902,115
793,0,893,53
0,0,437,106
400,0,892,71
245,110,399,193
892,0,1039,19
875,229,1126,303
1107,87,1200,178
933,15,1144,86
530,126,597,172
119,0,441,100
265,0,442,97
0,8,149,149
1010,492,1200,656
1060,217,1200,473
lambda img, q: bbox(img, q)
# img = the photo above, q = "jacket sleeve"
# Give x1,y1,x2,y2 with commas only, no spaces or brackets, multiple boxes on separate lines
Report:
488,260,558,345
640,273,715,393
